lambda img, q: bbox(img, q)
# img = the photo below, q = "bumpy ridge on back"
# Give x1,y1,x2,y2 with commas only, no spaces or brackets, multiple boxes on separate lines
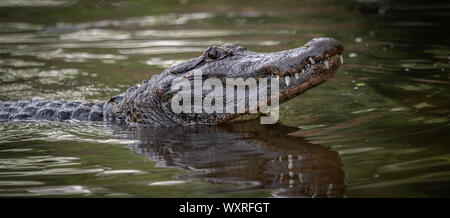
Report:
0,100,105,121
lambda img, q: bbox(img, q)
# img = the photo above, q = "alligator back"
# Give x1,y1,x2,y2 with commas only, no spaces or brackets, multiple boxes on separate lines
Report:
0,100,105,122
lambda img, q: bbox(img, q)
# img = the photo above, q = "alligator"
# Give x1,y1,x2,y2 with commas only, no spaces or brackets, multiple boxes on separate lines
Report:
0,37,343,125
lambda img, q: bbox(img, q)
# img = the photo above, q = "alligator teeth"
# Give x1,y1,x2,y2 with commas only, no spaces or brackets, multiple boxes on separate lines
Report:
276,75,280,80
339,55,344,64
324,60,329,69
302,69,305,73
295,72,299,80
309,57,315,64
285,76,290,86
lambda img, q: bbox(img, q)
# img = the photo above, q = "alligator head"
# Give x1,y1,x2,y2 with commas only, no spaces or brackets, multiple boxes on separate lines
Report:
116,37,343,125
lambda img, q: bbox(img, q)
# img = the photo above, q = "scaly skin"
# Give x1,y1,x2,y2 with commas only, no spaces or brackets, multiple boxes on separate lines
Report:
0,100,104,121
0,37,343,125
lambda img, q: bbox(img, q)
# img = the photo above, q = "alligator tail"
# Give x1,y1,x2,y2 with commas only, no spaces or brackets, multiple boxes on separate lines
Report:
0,100,106,122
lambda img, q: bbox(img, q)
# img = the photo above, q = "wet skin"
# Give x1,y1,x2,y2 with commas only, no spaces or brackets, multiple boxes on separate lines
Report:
0,37,343,126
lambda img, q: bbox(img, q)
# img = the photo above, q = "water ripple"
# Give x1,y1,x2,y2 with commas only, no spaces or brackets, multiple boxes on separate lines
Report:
0,22,44,33
350,171,450,190
0,168,104,177
0,0,76,7
0,185,91,197
60,29,130,42
378,153,450,173
149,181,186,186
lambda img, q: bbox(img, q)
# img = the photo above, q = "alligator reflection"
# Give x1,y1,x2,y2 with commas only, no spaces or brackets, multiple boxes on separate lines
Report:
125,120,345,197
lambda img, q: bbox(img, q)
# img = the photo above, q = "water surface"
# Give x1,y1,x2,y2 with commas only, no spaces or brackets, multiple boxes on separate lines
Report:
0,0,449,197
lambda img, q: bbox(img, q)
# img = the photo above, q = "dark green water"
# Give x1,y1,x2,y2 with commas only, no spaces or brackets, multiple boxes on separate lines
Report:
0,0,449,197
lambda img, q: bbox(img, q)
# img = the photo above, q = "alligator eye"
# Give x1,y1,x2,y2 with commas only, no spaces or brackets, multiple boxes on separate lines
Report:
207,48,219,59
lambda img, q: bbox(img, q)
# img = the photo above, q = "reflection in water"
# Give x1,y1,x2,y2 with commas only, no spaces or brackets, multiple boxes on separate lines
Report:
126,120,345,197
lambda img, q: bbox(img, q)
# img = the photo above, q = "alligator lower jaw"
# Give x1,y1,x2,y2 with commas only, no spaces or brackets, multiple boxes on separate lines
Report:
223,53,343,124
278,54,342,102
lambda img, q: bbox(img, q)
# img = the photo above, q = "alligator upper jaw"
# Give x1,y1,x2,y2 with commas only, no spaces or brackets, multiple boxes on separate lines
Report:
249,37,344,103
